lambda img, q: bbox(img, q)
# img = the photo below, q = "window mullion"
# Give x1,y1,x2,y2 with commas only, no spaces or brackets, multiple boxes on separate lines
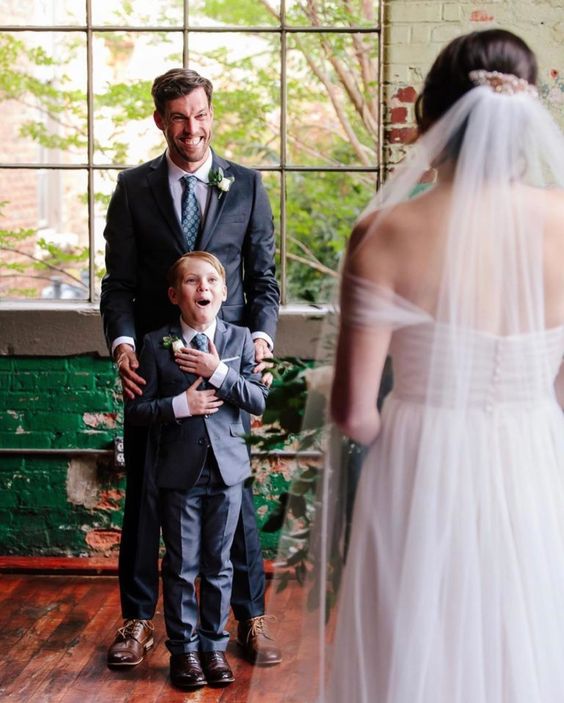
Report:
86,0,95,303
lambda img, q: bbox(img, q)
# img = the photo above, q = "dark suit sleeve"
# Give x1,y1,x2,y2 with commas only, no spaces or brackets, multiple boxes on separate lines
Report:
242,171,280,343
99,173,138,350
124,335,177,426
216,329,268,416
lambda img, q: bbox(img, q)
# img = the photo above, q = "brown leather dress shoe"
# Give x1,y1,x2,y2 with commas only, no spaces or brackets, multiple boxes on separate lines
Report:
107,619,154,668
170,652,207,690
200,651,235,686
237,615,282,666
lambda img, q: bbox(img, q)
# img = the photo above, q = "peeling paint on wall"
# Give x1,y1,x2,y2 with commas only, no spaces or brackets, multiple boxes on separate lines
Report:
66,457,101,510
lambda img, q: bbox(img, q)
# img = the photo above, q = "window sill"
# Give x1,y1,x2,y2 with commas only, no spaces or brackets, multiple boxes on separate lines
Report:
0,303,327,358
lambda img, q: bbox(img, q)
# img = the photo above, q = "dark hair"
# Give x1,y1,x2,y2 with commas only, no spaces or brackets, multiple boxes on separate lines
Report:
151,68,213,115
415,29,538,134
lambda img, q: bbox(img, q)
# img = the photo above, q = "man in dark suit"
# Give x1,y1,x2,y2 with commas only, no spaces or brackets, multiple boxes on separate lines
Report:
100,68,281,668
125,251,269,689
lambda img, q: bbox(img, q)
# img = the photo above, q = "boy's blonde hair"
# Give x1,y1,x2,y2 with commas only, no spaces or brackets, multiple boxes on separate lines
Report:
167,251,226,288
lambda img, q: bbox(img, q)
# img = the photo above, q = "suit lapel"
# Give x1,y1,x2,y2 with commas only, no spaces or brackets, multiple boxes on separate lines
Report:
147,154,184,245
164,323,196,385
199,152,233,251
213,319,229,361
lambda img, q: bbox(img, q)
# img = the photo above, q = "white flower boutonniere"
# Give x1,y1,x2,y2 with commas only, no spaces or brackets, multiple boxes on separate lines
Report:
208,167,234,199
162,335,184,353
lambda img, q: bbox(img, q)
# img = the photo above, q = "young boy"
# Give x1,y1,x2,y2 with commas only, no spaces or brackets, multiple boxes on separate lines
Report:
125,251,268,690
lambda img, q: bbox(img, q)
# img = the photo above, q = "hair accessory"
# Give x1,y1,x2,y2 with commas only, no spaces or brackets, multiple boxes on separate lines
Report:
468,69,538,97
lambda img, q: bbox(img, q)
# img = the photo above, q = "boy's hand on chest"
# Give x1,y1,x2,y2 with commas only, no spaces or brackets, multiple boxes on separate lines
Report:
174,339,220,378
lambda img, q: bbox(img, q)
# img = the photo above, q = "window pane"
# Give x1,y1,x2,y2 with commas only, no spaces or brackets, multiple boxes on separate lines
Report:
91,2,183,27
286,0,378,28
93,169,120,301
189,0,281,27
286,32,379,167
0,0,85,25
189,32,280,168
0,168,89,300
285,170,376,303
260,170,281,292
0,31,87,164
92,32,183,165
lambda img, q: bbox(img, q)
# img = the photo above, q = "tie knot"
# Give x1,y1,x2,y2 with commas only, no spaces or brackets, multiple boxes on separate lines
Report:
192,333,209,352
182,174,198,191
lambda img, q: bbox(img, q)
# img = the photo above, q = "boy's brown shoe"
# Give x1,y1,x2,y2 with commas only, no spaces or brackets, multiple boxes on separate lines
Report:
107,619,154,668
200,651,235,686
170,653,207,690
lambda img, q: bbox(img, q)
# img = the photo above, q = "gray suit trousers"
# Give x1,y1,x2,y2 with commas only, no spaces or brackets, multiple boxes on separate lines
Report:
160,459,243,654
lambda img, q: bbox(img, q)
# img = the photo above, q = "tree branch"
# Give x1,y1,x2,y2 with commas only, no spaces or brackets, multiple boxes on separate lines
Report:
0,246,87,288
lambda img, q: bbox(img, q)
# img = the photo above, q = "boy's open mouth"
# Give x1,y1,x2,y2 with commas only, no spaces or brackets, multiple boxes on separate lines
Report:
196,299,211,307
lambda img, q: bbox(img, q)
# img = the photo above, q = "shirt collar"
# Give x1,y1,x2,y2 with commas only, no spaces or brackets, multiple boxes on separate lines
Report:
166,149,213,184
179,316,217,345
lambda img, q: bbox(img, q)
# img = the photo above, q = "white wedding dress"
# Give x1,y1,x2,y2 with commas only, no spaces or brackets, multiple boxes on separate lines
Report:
326,310,564,703
247,78,564,703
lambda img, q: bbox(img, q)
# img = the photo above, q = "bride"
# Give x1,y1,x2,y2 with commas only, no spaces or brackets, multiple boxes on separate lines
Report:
328,28,564,703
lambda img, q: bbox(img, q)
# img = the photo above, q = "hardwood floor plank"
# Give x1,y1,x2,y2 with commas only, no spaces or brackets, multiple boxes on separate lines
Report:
0,574,301,703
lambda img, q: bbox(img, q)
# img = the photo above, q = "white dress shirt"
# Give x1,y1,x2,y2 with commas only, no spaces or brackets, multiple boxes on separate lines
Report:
171,317,229,419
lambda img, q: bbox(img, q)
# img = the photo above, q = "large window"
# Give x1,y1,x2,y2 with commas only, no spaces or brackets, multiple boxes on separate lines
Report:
0,0,382,305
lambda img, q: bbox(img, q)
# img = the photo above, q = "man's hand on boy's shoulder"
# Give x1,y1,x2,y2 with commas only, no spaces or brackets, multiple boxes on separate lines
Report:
253,338,274,388
185,378,224,416
174,340,220,378
115,343,146,399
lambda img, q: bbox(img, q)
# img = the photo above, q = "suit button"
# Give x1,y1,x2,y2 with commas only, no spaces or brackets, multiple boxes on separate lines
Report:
197,438,206,446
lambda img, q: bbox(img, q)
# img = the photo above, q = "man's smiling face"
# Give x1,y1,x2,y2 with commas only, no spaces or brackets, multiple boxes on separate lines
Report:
154,87,213,172
168,257,227,331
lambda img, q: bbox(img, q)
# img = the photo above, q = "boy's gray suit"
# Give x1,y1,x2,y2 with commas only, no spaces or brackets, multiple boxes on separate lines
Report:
125,319,267,488
125,319,268,652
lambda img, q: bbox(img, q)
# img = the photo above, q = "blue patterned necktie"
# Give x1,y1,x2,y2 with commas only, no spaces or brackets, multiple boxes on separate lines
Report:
192,333,210,388
192,333,209,353
180,175,201,251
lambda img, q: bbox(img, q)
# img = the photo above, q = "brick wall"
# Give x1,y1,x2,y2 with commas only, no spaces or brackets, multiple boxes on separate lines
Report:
0,355,296,557
383,0,564,167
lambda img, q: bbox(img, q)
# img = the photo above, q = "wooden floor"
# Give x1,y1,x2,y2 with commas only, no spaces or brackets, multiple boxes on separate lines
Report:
0,573,305,703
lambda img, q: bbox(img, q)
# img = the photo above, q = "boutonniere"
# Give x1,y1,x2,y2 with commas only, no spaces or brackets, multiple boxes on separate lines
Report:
208,167,234,199
161,335,184,353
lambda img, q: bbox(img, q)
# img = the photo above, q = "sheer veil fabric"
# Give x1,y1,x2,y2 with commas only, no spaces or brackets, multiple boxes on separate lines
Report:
247,84,564,702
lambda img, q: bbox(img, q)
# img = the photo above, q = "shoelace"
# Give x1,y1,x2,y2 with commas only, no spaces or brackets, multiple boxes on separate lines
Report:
117,619,153,642
245,615,277,642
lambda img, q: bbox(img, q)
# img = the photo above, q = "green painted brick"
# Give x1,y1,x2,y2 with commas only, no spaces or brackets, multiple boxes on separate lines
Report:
0,456,25,472
1,393,50,412
13,372,67,391
0,432,52,449
19,486,68,510
0,358,13,371
50,432,83,449
0,488,18,508
68,356,108,371
65,372,96,391
75,431,116,449
27,412,83,432
95,374,122,390
0,411,25,432
0,373,12,391
13,358,67,372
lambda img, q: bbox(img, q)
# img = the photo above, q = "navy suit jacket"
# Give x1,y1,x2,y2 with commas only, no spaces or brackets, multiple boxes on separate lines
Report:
100,150,279,347
125,319,268,490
